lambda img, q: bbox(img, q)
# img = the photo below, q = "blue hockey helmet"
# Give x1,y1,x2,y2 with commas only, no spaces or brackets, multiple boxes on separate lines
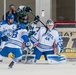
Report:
17,24,26,29
7,14,14,19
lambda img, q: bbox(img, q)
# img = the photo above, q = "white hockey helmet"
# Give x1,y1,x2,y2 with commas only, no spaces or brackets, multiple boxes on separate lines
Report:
46,19,54,26
18,5,26,12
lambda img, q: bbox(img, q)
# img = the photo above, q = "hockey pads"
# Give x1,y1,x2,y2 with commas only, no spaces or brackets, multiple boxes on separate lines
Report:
47,54,67,64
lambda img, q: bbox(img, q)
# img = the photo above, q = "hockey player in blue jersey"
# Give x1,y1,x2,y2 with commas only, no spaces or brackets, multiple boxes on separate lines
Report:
30,19,64,61
0,14,17,51
0,24,29,68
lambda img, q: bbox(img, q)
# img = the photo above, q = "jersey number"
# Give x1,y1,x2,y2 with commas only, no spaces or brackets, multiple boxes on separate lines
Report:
12,32,18,38
45,37,50,41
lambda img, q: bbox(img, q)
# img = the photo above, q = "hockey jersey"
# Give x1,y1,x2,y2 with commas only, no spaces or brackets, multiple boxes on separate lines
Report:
5,29,29,48
0,20,17,38
31,26,63,52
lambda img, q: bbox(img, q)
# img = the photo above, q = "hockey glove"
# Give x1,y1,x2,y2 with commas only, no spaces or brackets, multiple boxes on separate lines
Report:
25,7,32,12
34,15,40,24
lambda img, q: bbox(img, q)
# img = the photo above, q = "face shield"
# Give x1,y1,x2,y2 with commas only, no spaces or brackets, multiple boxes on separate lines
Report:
46,19,54,31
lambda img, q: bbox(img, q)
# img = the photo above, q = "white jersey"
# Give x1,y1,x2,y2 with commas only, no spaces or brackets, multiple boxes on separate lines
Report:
31,26,63,52
0,20,17,38
5,29,28,48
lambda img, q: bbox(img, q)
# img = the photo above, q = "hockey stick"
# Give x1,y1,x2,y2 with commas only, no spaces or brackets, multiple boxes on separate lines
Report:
22,46,36,64
25,7,47,27
30,12,46,26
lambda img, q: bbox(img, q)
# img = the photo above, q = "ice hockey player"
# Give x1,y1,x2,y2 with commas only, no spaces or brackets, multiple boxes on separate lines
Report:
17,5,29,25
0,24,30,68
30,19,64,62
0,14,17,51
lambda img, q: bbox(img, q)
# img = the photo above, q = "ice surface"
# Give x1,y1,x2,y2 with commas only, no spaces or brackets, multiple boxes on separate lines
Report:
0,58,76,75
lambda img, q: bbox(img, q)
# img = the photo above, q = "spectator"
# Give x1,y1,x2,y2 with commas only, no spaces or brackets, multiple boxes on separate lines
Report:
2,4,18,22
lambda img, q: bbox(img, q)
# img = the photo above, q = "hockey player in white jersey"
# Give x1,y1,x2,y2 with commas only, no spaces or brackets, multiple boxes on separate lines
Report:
30,19,65,62
0,14,17,51
0,24,29,68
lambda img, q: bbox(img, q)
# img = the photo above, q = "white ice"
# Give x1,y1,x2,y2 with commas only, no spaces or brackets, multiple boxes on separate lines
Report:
0,58,76,75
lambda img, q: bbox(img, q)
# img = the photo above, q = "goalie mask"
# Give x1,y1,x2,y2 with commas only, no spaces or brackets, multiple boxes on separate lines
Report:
46,19,54,31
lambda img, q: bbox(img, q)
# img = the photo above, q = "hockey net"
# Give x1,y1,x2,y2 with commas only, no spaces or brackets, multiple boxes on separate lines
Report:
54,21,76,60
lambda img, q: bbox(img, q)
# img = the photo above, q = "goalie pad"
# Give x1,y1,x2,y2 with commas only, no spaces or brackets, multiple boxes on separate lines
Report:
47,54,67,64
22,55,36,64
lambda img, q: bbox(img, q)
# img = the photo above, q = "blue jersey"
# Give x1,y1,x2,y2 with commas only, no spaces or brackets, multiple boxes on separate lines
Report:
5,29,29,48
0,20,17,38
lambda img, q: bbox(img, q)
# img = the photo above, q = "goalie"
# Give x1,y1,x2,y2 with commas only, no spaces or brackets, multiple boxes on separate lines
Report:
30,19,66,63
